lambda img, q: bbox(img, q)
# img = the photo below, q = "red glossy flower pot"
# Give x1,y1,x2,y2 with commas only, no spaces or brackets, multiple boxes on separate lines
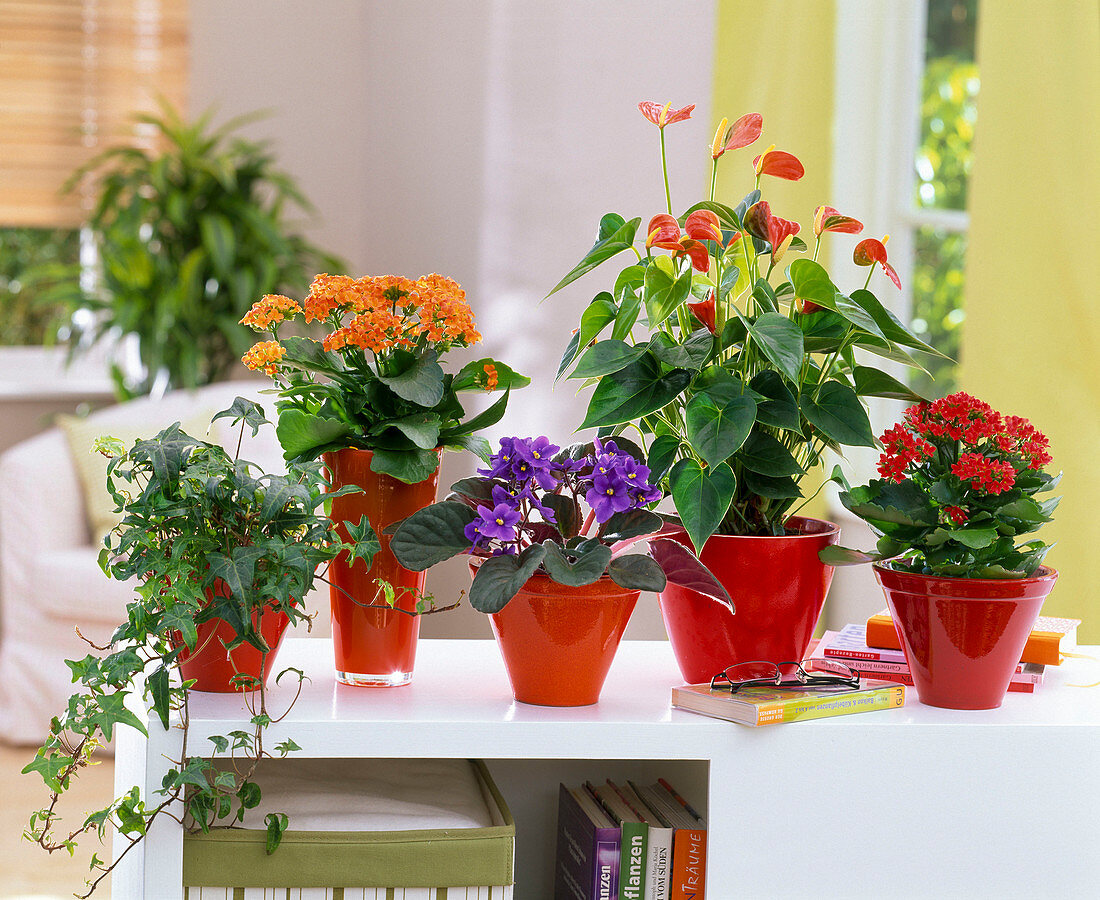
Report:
474,564,639,707
656,517,840,684
323,448,442,687
177,580,292,693
873,563,1058,710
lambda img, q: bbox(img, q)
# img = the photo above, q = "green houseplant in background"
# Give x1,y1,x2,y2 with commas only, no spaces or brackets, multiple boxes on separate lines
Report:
820,392,1060,710
21,399,405,897
31,101,342,398
547,101,949,682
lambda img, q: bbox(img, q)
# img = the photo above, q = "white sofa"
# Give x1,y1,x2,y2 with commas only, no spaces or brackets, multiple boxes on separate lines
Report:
0,380,299,745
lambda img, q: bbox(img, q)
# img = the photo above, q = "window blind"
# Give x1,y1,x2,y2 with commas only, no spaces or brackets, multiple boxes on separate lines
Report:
0,0,188,228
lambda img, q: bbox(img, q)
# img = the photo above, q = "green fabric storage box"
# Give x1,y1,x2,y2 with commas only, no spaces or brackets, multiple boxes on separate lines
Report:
183,758,514,900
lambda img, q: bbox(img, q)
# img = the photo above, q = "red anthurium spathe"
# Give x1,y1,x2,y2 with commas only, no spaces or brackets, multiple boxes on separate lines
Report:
646,214,681,248
711,112,764,159
813,205,864,236
744,201,801,261
639,100,695,128
687,291,717,333
854,235,902,289
752,145,805,181
646,214,710,273
684,210,723,244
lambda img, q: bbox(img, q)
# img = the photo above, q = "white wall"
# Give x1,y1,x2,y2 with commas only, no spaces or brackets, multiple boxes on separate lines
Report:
190,1,718,639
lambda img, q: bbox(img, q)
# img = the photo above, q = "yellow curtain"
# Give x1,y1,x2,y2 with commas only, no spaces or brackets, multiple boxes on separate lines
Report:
711,0,836,521
965,1,1100,640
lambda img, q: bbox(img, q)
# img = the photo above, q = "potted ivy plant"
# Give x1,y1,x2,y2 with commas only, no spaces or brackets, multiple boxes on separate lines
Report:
389,435,730,706
547,102,946,683
21,398,411,896
821,392,1060,709
239,273,528,686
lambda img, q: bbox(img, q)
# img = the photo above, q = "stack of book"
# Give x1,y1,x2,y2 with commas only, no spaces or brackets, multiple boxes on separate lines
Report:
864,610,1082,666
554,778,706,900
808,623,1047,692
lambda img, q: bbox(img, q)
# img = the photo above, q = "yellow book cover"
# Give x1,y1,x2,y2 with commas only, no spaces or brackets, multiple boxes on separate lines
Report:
671,680,906,726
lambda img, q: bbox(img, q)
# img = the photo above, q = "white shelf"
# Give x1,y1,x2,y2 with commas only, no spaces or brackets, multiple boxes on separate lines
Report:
114,638,1100,899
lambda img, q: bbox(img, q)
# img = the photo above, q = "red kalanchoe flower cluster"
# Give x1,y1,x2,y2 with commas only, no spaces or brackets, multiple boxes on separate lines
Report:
943,505,969,525
904,392,1004,444
1001,415,1053,470
877,423,936,482
951,452,1017,495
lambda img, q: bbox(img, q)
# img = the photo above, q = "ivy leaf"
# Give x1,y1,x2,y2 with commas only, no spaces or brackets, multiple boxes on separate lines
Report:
344,515,381,569
265,812,289,855
211,397,269,437
208,546,264,606
86,692,147,742
468,545,547,613
22,753,76,793
147,665,171,731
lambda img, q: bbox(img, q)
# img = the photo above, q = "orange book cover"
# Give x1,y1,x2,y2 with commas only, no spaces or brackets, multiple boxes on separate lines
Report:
865,610,1080,666
670,826,706,900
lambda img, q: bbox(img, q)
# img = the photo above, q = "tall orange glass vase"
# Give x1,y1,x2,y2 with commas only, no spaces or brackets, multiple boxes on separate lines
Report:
323,448,442,686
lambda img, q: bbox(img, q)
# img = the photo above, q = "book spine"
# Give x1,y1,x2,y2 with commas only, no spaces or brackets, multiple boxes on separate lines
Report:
822,645,894,661
645,827,673,900
820,653,909,672
755,685,906,724
820,654,1030,679
619,822,648,900
670,828,707,900
593,832,620,900
554,784,595,900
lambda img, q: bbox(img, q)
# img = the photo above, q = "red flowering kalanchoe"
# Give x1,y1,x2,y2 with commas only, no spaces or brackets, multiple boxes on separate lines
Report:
827,391,1060,579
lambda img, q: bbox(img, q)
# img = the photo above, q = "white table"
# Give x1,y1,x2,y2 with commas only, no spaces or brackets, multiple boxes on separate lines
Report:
113,639,1100,899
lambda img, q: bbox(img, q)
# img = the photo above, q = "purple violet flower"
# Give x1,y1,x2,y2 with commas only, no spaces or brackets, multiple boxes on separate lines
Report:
585,472,633,523
479,437,519,479
470,501,521,542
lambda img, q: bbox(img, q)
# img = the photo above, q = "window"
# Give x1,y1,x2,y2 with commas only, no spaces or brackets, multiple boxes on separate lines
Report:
0,0,188,348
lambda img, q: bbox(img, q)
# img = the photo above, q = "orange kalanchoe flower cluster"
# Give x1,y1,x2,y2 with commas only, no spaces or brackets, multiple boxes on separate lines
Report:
240,294,302,330
481,363,499,392
242,340,286,376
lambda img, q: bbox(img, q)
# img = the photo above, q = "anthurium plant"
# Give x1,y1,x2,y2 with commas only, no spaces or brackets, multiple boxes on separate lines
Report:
21,399,415,897
389,435,731,613
821,392,1059,578
241,273,528,483
548,102,946,549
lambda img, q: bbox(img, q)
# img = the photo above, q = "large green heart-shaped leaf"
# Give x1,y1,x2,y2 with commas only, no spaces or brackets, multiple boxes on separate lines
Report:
669,458,735,553
685,393,756,469
577,293,618,348
469,545,547,613
569,340,648,380
648,330,715,371
547,216,641,296
749,371,801,432
738,430,803,477
647,434,682,482
390,501,477,571
643,263,693,328
789,258,837,308
801,382,877,448
611,287,642,341
580,356,692,429
849,289,951,359
744,312,804,382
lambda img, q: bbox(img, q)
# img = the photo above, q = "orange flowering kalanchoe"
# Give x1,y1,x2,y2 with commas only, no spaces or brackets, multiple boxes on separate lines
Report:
242,340,286,376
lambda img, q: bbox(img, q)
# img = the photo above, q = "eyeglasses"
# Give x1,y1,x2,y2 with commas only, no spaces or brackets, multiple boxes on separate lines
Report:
710,660,860,694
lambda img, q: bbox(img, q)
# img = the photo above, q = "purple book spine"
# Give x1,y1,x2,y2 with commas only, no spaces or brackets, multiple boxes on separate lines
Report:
593,835,620,900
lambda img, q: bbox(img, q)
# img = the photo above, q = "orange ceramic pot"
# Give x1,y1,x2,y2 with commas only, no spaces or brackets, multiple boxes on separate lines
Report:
176,579,291,693
874,562,1058,709
475,564,639,707
323,448,442,687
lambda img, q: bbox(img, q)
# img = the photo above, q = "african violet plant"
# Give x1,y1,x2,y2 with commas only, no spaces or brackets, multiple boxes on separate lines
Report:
389,435,730,613
21,399,409,897
548,102,948,550
240,273,528,482
821,392,1060,578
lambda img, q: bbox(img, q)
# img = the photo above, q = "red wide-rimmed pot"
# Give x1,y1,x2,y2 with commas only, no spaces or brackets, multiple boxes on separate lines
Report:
471,562,639,707
323,448,442,687
177,579,292,693
873,562,1058,710
656,516,840,684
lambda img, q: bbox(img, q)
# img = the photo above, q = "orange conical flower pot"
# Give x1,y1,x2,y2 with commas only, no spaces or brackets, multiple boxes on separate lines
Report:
324,448,441,687
479,566,639,707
